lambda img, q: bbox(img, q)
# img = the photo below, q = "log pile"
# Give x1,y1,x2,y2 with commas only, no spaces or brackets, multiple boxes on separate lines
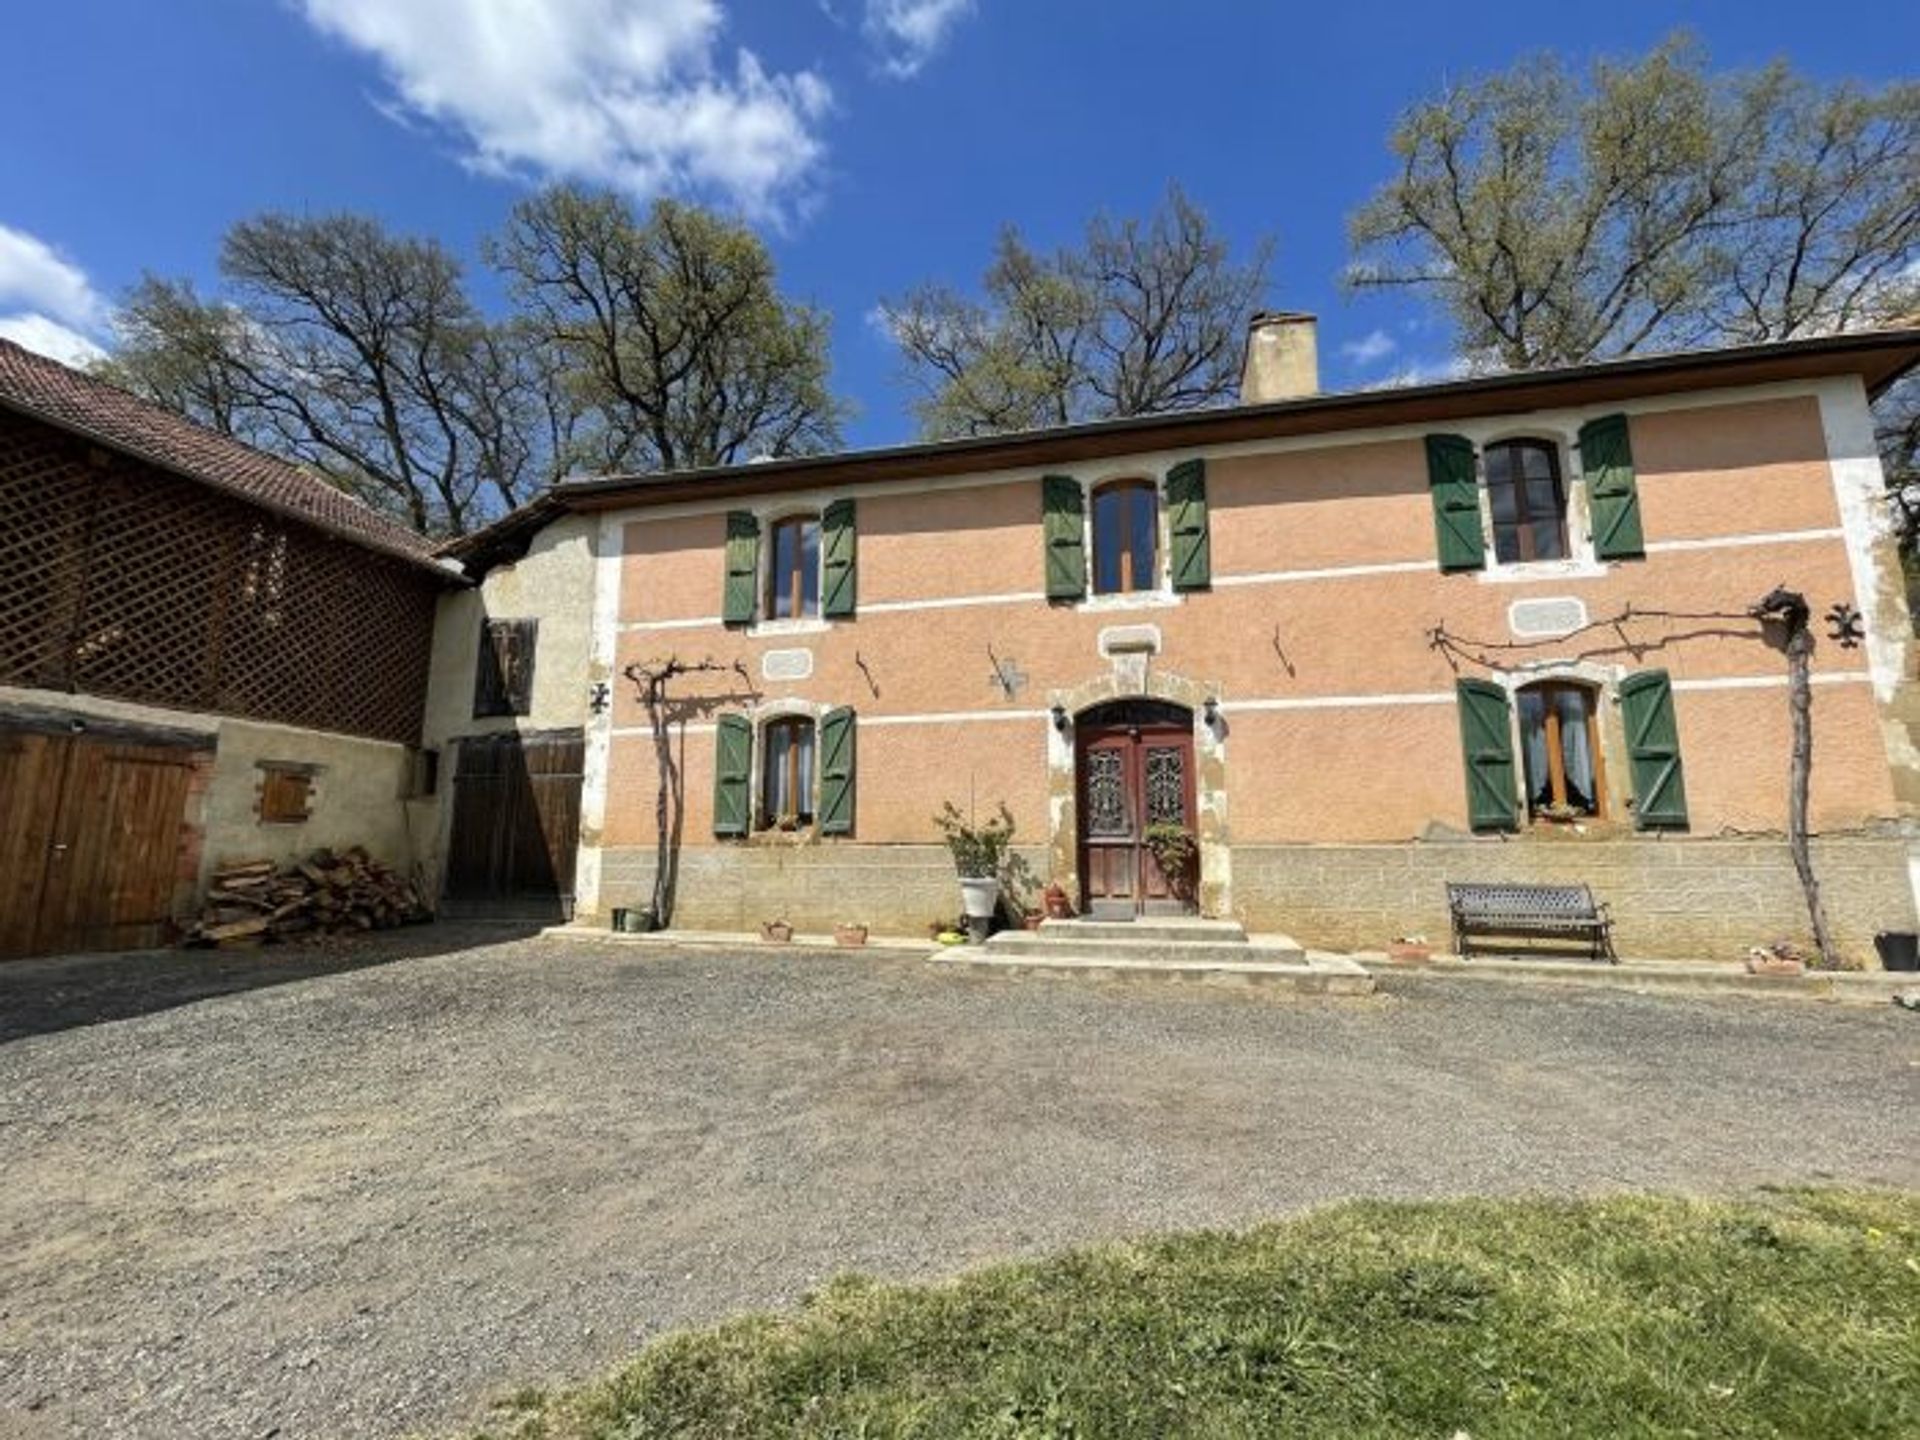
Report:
188,847,429,946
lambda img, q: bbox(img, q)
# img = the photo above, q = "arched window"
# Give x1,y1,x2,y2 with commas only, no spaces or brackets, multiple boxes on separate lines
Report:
760,715,816,828
1091,480,1158,594
1485,440,1568,563
766,514,821,620
1517,680,1603,820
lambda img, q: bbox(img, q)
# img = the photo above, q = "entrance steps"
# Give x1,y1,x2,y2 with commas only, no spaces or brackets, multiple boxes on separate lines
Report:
930,916,1373,994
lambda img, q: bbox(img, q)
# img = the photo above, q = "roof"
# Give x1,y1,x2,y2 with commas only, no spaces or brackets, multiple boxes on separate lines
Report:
555,325,1920,511
0,338,455,577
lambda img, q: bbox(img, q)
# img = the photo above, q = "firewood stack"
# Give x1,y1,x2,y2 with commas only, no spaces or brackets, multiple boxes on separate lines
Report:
188,847,429,946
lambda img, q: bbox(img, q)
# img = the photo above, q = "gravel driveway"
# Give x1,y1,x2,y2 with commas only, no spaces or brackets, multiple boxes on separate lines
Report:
2,928,1915,1439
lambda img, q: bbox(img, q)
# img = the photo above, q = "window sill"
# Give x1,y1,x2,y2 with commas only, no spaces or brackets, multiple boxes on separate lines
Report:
1074,590,1184,614
1475,558,1608,586
747,618,831,639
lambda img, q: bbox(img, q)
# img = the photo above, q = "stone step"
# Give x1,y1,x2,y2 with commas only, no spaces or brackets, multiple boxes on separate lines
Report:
1035,918,1250,944
931,949,1373,995
985,932,1303,966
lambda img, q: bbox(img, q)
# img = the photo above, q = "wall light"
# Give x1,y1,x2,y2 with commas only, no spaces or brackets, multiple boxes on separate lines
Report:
1051,703,1070,733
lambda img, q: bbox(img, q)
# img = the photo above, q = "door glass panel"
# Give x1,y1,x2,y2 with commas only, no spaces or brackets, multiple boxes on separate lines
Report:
1144,746,1185,825
1085,749,1129,836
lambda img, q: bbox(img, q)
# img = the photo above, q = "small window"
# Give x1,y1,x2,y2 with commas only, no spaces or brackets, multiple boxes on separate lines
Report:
474,619,537,718
401,746,439,799
1092,480,1157,594
760,716,816,828
258,763,315,824
1517,681,1603,821
766,514,821,620
1485,440,1568,563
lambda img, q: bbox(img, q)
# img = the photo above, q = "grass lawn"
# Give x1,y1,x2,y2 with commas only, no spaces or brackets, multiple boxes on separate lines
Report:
465,1190,1919,1439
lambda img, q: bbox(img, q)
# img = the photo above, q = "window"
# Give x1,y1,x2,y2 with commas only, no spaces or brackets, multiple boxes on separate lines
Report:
257,763,315,824
760,716,816,827
766,514,821,620
1091,480,1158,594
1517,681,1603,820
474,619,537,718
1484,440,1569,563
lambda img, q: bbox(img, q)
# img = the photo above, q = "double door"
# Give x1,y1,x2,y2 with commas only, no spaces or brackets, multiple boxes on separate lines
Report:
1076,702,1197,920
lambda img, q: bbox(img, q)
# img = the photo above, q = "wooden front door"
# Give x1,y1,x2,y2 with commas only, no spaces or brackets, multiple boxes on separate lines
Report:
1,722,204,960
444,729,584,919
1076,700,1198,920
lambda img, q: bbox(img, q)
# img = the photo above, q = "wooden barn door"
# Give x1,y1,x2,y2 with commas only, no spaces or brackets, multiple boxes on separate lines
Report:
444,729,584,919
0,725,202,960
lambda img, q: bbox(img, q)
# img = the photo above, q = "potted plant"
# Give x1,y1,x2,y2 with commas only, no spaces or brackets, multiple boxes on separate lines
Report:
933,801,1017,927
834,921,869,947
1142,822,1199,898
760,918,794,944
1043,882,1074,921
1388,933,1432,963
1745,938,1806,976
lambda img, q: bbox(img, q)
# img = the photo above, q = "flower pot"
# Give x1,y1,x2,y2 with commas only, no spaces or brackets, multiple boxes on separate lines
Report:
610,907,630,932
1387,941,1432,964
621,907,655,934
1745,954,1805,977
1043,883,1073,920
760,920,793,944
1022,911,1045,931
958,876,1001,920
1875,931,1919,972
834,923,869,948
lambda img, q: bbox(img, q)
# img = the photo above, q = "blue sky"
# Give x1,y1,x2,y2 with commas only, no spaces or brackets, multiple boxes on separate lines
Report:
2,2,1915,451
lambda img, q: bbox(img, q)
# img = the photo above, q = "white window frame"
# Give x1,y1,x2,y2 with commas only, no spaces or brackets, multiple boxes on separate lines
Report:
749,502,832,637
1074,468,1184,613
1467,427,1608,585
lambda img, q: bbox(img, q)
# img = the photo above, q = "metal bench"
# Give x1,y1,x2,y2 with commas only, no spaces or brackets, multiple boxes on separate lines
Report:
1446,882,1616,963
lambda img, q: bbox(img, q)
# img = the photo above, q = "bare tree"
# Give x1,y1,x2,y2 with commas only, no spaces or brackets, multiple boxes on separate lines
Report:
491,186,845,474
881,185,1273,438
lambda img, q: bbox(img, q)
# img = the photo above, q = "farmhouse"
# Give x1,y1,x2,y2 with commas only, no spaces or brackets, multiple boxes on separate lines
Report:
6,318,1920,963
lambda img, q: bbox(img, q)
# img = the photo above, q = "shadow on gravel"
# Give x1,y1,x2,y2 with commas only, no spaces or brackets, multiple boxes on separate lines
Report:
0,920,545,1045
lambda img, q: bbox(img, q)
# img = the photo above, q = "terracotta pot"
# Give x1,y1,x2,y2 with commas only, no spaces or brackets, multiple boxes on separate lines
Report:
760,921,793,944
1022,912,1045,931
1745,954,1805,976
1387,942,1432,964
833,923,869,948
1043,883,1074,920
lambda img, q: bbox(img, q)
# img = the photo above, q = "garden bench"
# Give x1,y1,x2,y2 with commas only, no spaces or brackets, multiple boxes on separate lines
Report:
1445,882,1616,963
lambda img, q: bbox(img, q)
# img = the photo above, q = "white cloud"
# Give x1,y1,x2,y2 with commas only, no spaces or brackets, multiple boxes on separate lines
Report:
296,0,833,219
863,0,975,77
0,224,109,366
1338,328,1396,367
1374,354,1480,389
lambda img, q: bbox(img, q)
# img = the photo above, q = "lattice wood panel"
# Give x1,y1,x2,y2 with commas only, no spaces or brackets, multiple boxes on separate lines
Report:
0,413,437,742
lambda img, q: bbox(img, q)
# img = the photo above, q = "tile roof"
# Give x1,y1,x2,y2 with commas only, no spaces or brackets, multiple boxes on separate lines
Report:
0,338,451,575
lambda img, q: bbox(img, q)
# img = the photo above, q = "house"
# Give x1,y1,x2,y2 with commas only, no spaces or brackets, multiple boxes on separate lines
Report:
0,338,460,958
444,315,1920,962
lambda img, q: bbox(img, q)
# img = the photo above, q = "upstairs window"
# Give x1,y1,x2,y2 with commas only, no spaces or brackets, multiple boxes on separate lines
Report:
1485,439,1568,564
760,716,816,828
766,514,820,620
1517,681,1603,821
1092,480,1158,594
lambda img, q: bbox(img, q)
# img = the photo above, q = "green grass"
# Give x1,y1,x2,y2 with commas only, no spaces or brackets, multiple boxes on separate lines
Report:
466,1190,1920,1439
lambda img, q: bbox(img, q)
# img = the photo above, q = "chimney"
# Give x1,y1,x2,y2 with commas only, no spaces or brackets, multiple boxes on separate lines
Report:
1240,311,1318,404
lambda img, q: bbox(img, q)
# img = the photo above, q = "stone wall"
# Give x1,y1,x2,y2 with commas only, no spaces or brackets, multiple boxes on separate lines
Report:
596,834,1917,965
595,844,1049,935
1231,835,1917,965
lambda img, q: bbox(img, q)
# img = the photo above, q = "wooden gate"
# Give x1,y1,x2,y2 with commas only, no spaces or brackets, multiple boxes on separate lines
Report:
443,730,584,919
1075,699,1198,920
0,720,205,959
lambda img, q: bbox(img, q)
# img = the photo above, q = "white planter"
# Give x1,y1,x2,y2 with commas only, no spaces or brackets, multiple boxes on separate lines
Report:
958,876,1001,920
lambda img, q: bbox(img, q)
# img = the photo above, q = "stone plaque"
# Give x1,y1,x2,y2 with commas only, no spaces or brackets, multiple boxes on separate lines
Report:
1508,597,1587,639
760,648,813,681
1098,624,1162,657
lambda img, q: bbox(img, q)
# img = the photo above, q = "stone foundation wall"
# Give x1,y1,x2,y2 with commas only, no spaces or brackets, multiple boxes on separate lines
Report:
595,844,1049,935
596,835,1917,965
1231,836,1917,965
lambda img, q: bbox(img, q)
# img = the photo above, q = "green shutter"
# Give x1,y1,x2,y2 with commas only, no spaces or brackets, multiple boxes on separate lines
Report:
722,511,760,625
713,713,753,836
1580,413,1644,559
818,706,856,835
1426,434,1485,572
1166,458,1211,590
1456,679,1519,832
1619,669,1689,829
821,499,856,618
1042,474,1086,600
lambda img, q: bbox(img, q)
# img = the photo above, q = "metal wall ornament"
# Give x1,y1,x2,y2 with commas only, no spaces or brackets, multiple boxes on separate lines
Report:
1825,601,1864,650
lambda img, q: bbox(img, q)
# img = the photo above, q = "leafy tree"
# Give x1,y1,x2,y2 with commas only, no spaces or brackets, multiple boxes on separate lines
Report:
881,186,1272,438
103,215,558,535
489,187,844,473
1348,35,1920,369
